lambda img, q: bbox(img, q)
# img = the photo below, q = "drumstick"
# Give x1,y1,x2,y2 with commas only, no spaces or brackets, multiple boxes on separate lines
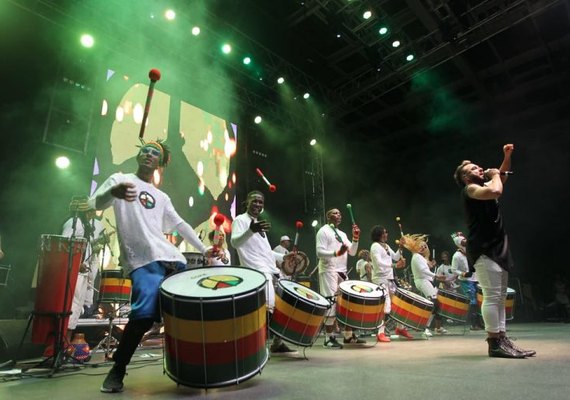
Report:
213,214,225,254
293,220,303,252
396,216,404,237
346,203,356,225
255,168,277,192
139,68,161,139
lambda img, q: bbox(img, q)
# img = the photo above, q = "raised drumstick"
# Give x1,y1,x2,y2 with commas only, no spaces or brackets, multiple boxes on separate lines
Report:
255,168,277,192
139,68,161,139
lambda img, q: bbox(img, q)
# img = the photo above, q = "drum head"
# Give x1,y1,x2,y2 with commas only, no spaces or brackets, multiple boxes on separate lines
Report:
397,287,433,305
279,279,329,307
161,266,266,299
281,251,309,275
339,280,385,299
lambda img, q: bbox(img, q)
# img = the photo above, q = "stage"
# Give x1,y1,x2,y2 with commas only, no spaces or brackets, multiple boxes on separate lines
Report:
1,322,569,400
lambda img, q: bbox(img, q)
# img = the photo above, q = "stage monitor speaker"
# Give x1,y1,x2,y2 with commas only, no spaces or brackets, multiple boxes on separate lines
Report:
0,319,44,363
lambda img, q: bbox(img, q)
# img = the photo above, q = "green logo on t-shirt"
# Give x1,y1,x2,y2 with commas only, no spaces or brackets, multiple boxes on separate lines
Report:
138,191,156,209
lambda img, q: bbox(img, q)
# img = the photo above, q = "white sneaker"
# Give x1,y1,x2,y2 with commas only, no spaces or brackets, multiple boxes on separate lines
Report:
423,328,433,337
435,328,448,334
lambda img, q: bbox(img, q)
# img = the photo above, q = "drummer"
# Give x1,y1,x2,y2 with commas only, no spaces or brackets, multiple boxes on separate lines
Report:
273,235,291,280
356,249,372,282
91,140,212,393
231,190,297,354
401,234,447,336
369,225,411,342
205,230,231,266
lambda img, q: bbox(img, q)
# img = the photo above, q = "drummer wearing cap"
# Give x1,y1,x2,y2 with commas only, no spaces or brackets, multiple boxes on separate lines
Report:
273,235,291,279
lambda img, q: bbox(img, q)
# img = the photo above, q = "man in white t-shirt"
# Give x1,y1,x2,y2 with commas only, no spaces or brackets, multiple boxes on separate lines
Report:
273,235,291,279
231,191,296,354
93,140,211,393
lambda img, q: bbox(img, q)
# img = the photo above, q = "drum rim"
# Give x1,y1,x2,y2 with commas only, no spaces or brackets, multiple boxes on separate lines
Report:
278,279,329,307
339,280,385,299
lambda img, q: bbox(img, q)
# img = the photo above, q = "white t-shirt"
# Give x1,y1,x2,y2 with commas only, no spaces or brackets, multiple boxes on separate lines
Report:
370,242,401,283
205,245,231,266
89,173,193,271
356,259,371,281
411,253,435,281
316,224,357,274
451,250,477,282
231,212,282,275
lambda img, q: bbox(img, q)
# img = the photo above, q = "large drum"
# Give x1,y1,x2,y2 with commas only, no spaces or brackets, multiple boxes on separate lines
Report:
437,289,470,323
390,288,434,331
98,270,131,303
336,280,386,330
182,252,205,269
160,267,268,388
477,286,516,320
270,279,329,347
32,235,86,345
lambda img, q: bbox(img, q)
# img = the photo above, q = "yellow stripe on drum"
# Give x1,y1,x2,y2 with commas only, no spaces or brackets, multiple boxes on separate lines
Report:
337,296,383,315
274,296,325,328
438,296,469,310
163,306,267,343
392,297,432,320
100,277,131,287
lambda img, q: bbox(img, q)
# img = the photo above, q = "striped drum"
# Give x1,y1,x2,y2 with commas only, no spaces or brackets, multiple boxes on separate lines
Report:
270,279,329,347
160,267,268,388
336,280,386,330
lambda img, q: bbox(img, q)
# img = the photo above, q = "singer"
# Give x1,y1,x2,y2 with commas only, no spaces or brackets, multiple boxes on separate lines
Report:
91,140,212,392
454,144,534,359
316,208,364,348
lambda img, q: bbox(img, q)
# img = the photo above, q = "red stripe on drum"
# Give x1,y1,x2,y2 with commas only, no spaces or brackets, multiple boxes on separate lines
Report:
100,285,131,295
164,325,266,365
269,308,321,345
337,303,384,323
390,303,431,327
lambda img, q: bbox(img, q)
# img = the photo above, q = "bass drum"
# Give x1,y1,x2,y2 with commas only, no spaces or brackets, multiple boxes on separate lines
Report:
336,280,386,330
390,288,434,331
160,266,268,388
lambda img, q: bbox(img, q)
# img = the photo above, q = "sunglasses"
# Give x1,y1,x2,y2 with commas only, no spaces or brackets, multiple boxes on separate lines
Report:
140,147,161,157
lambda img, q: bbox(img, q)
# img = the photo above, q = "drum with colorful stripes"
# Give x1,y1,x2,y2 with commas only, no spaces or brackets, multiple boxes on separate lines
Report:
477,286,516,320
270,279,329,347
390,288,434,331
98,270,131,303
437,289,470,322
336,280,386,330
160,267,268,388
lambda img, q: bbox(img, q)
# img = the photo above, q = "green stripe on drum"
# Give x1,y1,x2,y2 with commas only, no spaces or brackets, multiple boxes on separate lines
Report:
164,347,268,388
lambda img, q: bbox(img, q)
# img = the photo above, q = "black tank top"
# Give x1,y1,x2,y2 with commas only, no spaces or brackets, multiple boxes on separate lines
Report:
462,187,513,271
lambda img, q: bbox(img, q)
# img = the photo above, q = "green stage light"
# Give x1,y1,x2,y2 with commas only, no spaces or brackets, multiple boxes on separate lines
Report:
303,93,310,99
309,139,317,146
55,156,70,169
165,9,176,20
406,54,414,61
191,26,201,36
311,220,318,227
363,11,372,20
379,27,388,35
222,44,232,54
277,77,285,84
80,34,94,48
243,56,251,65
254,116,262,124
392,40,401,48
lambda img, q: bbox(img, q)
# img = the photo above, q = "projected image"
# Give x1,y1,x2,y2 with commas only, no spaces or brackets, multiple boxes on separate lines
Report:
92,69,237,269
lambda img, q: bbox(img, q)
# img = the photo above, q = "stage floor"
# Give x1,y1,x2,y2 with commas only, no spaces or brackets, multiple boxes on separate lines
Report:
1,322,569,400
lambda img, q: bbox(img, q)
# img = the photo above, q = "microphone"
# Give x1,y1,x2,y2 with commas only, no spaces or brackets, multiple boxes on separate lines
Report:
500,171,514,176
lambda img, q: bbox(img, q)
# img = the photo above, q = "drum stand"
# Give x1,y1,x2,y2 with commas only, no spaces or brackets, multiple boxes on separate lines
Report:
92,303,126,360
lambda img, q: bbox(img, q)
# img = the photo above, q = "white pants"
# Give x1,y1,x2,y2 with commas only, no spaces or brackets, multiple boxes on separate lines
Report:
474,255,508,333
319,270,345,325
415,279,438,300
263,272,276,313
68,273,88,330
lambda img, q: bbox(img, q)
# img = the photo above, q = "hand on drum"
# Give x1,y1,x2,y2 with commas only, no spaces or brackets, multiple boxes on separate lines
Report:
249,219,271,233
395,258,406,269
111,182,137,202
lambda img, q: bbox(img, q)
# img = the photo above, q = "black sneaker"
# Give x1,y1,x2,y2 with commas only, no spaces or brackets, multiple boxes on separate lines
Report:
343,334,367,344
270,342,297,353
502,337,536,357
323,336,343,349
101,364,126,393
486,338,525,359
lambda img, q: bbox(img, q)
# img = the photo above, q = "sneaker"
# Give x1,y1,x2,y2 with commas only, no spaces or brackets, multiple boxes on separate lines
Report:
376,332,391,343
343,334,366,344
502,337,536,357
323,337,343,349
395,327,414,340
435,327,448,334
270,342,297,354
101,364,126,393
423,328,433,337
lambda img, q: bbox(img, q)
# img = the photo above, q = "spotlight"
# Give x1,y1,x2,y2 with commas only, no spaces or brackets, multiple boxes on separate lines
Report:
379,27,388,35
311,220,318,228
55,156,70,169
309,139,317,146
243,56,252,65
303,93,310,99
363,11,372,20
191,26,201,36
165,9,176,20
222,44,232,54
406,54,414,61
392,40,401,48
254,116,262,124
277,77,285,84
80,34,94,48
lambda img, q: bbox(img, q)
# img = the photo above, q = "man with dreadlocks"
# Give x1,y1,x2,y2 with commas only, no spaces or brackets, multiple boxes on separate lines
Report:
90,140,211,393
